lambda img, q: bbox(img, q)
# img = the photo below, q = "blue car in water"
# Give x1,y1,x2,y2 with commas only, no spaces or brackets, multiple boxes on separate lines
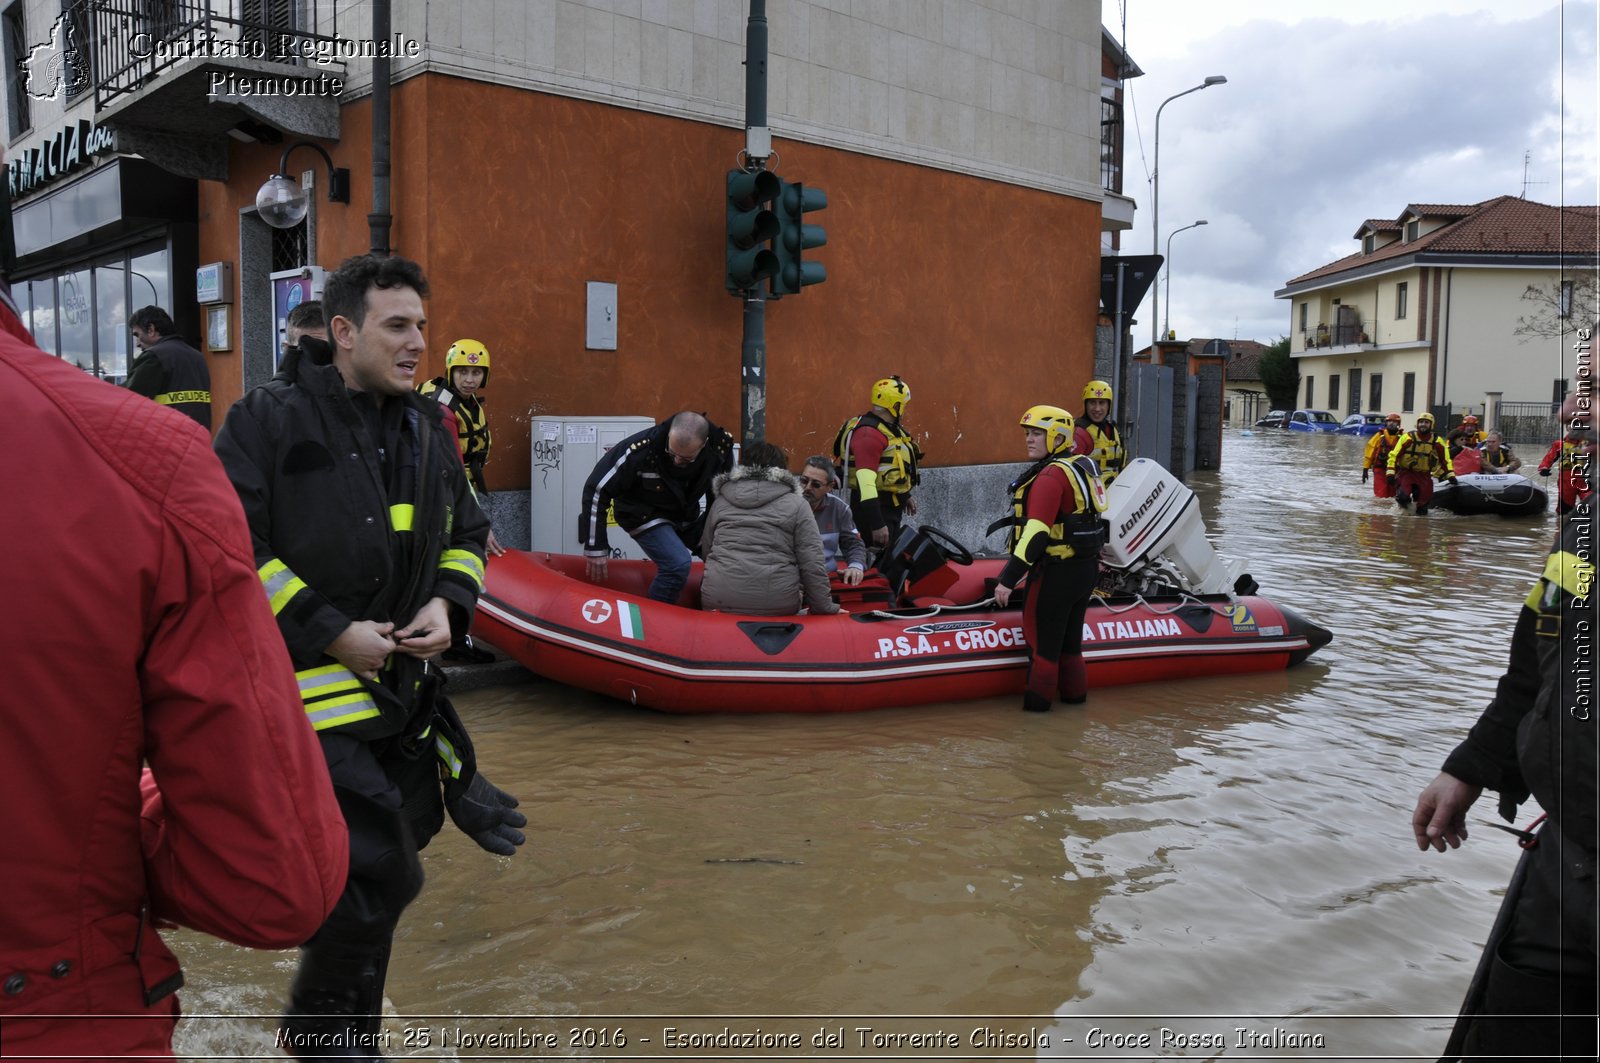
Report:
1335,412,1388,437
1285,409,1341,432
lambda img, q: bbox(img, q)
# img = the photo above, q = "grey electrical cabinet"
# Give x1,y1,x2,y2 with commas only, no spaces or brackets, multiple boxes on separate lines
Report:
529,416,655,558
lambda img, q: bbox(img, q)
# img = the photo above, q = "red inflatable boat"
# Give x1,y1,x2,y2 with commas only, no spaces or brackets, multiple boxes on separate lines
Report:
472,546,1331,715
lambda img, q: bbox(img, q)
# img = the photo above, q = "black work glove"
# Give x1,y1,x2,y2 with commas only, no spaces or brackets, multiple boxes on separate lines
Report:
446,773,527,856
1361,469,1369,484
1385,474,1396,491
1539,467,1551,476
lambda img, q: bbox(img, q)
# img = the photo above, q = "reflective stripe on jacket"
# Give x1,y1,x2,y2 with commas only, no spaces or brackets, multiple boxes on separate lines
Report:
214,360,489,741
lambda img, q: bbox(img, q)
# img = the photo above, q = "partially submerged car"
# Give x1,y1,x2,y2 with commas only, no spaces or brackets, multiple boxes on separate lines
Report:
1335,412,1388,437
1285,409,1341,432
1253,410,1287,428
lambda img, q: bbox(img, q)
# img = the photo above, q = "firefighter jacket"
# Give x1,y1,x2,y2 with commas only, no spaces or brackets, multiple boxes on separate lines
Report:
1363,428,1402,471
579,417,736,556
125,335,212,431
1073,420,1126,484
214,359,490,742
1441,500,1596,863
418,376,491,493
997,454,1108,589
832,410,923,535
0,306,346,1057
1387,431,1453,478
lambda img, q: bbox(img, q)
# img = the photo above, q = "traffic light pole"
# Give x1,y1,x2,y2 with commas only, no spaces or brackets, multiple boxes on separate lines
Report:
739,0,770,446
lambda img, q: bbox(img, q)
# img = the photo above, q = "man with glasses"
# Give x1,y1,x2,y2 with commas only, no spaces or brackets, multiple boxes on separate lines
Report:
580,410,736,602
799,454,868,586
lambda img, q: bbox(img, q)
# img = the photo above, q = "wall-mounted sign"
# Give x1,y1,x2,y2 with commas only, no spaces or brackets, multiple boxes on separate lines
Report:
196,262,233,304
6,120,118,201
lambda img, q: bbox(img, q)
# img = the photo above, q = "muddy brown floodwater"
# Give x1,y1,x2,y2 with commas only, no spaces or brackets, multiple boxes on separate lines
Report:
172,428,1557,1060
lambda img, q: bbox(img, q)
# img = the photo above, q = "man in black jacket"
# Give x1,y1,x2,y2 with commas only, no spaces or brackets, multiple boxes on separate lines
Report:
1414,387,1595,1060
579,411,736,602
214,254,525,1059
126,305,211,429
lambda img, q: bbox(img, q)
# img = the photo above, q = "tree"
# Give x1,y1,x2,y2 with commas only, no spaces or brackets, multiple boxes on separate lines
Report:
1259,336,1300,410
1515,273,1598,339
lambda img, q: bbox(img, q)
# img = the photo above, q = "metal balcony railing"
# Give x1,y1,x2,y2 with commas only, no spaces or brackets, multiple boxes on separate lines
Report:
84,0,342,111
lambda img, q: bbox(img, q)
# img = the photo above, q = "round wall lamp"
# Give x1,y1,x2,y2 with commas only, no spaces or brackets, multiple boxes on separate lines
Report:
255,142,351,229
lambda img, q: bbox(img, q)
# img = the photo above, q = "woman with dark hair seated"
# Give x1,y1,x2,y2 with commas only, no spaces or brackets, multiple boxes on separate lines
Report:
700,441,842,616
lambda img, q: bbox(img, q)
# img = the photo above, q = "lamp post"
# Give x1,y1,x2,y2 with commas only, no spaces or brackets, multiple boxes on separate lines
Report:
1162,219,1207,341
1151,74,1226,353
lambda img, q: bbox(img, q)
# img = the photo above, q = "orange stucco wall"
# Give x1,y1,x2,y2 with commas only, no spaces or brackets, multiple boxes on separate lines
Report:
199,75,1101,485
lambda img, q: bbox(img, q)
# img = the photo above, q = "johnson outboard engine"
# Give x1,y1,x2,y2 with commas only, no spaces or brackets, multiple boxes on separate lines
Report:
1099,459,1253,597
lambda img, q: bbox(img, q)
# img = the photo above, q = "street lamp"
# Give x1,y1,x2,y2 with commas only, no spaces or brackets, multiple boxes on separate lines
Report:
1162,220,1207,340
254,142,351,230
1151,74,1227,353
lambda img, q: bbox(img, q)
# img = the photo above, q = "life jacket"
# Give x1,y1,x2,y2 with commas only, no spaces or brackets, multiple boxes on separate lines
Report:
418,377,492,491
1080,419,1125,483
832,411,923,501
1481,445,1517,470
1007,454,1109,561
1389,432,1449,476
1364,428,1401,470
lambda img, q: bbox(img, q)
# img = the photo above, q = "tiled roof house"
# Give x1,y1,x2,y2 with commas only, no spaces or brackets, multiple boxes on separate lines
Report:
1274,196,1597,420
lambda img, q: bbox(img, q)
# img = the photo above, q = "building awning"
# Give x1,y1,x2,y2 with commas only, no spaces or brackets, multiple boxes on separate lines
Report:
11,158,196,268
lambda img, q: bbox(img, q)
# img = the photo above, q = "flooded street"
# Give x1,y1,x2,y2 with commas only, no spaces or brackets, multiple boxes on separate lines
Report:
172,428,1558,1060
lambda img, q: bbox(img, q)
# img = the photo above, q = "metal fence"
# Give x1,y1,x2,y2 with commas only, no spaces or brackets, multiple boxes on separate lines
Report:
1495,401,1567,449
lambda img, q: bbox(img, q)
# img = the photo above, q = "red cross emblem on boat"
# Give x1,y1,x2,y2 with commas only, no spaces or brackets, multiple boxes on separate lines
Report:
582,599,613,624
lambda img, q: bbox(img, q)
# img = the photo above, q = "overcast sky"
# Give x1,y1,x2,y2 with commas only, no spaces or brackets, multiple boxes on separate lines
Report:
1109,0,1598,346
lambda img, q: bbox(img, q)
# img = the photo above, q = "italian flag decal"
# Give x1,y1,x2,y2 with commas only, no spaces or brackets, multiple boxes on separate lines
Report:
618,600,644,640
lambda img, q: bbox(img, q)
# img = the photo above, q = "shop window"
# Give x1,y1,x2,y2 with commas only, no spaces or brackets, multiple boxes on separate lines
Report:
29,277,56,355
95,258,130,382
57,267,94,375
3,1,30,138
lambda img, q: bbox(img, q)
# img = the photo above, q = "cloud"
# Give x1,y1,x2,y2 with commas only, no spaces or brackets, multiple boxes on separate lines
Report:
1116,1,1597,343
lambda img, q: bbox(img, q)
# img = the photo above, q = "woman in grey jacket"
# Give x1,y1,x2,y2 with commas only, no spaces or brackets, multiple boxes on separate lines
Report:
700,443,843,616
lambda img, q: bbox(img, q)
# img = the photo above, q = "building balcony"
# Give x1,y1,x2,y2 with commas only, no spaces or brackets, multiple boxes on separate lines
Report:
73,0,346,180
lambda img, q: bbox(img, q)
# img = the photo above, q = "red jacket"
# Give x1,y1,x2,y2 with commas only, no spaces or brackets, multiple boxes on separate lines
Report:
0,304,348,1056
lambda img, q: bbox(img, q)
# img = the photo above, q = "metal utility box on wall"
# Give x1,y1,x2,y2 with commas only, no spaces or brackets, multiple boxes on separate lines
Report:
530,416,655,558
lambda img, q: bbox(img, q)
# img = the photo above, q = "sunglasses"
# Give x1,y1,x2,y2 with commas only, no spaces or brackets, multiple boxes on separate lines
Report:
800,475,832,489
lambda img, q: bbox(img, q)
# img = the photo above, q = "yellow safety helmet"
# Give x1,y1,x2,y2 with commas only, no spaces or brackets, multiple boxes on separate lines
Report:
870,376,910,419
446,339,491,386
1020,404,1075,455
1416,412,1435,428
1083,380,1114,402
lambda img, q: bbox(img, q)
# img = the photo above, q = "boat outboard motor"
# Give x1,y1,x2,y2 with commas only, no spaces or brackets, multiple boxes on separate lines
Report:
1099,459,1243,596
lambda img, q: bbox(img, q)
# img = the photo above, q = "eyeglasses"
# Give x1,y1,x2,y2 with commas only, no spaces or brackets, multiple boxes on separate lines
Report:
800,476,831,489
667,444,703,466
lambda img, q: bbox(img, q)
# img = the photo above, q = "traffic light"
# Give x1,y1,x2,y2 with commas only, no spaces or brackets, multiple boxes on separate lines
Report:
725,169,780,293
771,179,827,296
